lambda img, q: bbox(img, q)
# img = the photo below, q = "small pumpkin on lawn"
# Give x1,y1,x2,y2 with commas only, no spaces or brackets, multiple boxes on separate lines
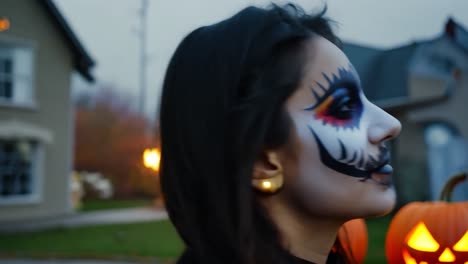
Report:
334,218,368,264
385,173,468,264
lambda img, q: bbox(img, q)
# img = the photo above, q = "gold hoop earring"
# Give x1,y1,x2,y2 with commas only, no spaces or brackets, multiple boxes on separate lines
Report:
252,173,283,194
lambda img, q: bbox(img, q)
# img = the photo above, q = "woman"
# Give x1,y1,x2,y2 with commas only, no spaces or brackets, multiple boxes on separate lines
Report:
159,3,401,264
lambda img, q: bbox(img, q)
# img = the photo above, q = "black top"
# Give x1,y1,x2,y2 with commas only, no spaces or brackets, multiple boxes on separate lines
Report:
176,249,316,264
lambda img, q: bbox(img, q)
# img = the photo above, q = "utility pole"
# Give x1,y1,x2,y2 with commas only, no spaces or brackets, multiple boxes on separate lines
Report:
138,0,148,114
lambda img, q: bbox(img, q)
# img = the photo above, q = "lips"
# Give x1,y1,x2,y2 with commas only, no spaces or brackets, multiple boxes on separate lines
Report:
370,164,394,186
373,163,393,175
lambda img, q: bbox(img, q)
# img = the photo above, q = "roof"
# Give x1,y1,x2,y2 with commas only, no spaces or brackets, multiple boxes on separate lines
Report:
342,43,384,98
343,42,419,102
446,17,468,54
39,0,95,82
343,17,467,107
364,43,419,101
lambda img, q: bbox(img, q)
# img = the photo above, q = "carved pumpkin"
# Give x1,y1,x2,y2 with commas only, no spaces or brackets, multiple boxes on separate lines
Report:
335,218,368,264
385,173,468,264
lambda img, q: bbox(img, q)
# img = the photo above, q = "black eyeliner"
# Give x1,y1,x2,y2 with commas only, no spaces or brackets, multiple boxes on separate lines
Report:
304,67,361,111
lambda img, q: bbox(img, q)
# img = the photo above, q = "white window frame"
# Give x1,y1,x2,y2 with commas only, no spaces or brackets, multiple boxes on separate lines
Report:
0,120,52,205
0,56,13,101
0,35,37,109
0,139,44,205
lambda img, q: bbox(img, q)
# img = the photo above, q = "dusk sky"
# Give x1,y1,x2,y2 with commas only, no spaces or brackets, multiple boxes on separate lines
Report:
54,0,468,118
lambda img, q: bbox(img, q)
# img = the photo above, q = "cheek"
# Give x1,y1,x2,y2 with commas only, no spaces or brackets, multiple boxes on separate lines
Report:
307,115,368,160
282,122,356,207
288,163,396,218
282,113,396,217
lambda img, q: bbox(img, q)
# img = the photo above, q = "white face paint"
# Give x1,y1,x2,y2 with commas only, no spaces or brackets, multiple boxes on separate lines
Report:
279,36,402,219
304,66,391,180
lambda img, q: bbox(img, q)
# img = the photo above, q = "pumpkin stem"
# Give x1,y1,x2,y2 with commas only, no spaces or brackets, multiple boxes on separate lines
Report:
439,172,467,202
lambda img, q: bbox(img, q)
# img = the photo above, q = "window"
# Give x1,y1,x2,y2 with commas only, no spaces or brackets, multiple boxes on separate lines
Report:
0,139,41,203
424,123,454,147
424,122,467,201
0,42,34,106
0,57,13,99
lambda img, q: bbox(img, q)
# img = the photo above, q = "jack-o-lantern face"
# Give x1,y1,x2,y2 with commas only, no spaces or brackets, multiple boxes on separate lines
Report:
402,222,468,264
386,174,468,264
385,202,468,264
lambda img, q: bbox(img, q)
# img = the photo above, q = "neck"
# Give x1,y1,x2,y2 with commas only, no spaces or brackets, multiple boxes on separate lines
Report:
260,195,345,264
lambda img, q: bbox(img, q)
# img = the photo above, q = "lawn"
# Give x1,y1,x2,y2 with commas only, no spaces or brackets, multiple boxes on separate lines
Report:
0,215,392,263
0,220,184,263
79,199,154,212
365,215,392,264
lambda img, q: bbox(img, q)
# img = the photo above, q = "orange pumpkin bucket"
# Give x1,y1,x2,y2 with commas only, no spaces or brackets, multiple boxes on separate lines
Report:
335,218,368,264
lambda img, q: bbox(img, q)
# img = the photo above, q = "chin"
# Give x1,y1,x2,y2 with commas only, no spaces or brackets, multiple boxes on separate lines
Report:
363,187,397,218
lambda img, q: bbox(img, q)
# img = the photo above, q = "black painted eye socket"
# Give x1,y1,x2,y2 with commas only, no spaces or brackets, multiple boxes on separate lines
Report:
304,66,365,130
326,88,361,120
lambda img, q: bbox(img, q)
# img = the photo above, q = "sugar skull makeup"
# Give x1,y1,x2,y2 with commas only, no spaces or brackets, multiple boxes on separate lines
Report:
304,65,391,181
281,36,401,220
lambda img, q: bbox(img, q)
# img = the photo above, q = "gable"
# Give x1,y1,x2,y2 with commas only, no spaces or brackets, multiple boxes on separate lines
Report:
39,0,95,81
409,36,468,79
0,0,94,82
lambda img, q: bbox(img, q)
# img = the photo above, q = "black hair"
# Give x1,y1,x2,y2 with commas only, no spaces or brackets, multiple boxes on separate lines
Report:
159,3,345,264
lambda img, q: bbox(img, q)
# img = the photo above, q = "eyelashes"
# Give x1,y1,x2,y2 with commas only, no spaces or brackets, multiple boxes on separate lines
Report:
305,88,363,131
304,67,364,130
316,87,361,128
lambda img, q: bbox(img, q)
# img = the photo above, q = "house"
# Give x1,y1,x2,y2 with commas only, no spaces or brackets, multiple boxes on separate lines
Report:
0,0,94,222
344,18,468,206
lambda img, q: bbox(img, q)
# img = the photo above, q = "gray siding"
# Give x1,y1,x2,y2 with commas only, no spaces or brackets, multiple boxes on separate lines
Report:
0,0,74,221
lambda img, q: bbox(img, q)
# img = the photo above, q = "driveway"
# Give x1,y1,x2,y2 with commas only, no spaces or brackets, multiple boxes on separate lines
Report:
0,207,168,233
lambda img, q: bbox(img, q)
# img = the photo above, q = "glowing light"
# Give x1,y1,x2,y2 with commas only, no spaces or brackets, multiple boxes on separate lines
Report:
438,248,455,262
0,18,9,31
143,148,160,171
454,231,468,252
402,250,417,264
261,180,272,190
406,222,440,252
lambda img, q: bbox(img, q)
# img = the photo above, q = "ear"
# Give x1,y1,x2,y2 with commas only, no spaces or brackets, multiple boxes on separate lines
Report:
252,151,284,193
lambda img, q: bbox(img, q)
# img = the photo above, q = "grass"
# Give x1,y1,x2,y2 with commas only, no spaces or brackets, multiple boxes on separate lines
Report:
0,220,184,263
0,213,392,263
79,199,154,212
365,215,392,264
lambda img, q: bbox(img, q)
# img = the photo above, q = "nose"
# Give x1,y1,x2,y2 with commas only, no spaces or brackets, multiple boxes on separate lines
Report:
367,103,402,144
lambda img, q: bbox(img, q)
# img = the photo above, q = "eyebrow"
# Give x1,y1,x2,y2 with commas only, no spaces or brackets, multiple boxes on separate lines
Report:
304,65,361,111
